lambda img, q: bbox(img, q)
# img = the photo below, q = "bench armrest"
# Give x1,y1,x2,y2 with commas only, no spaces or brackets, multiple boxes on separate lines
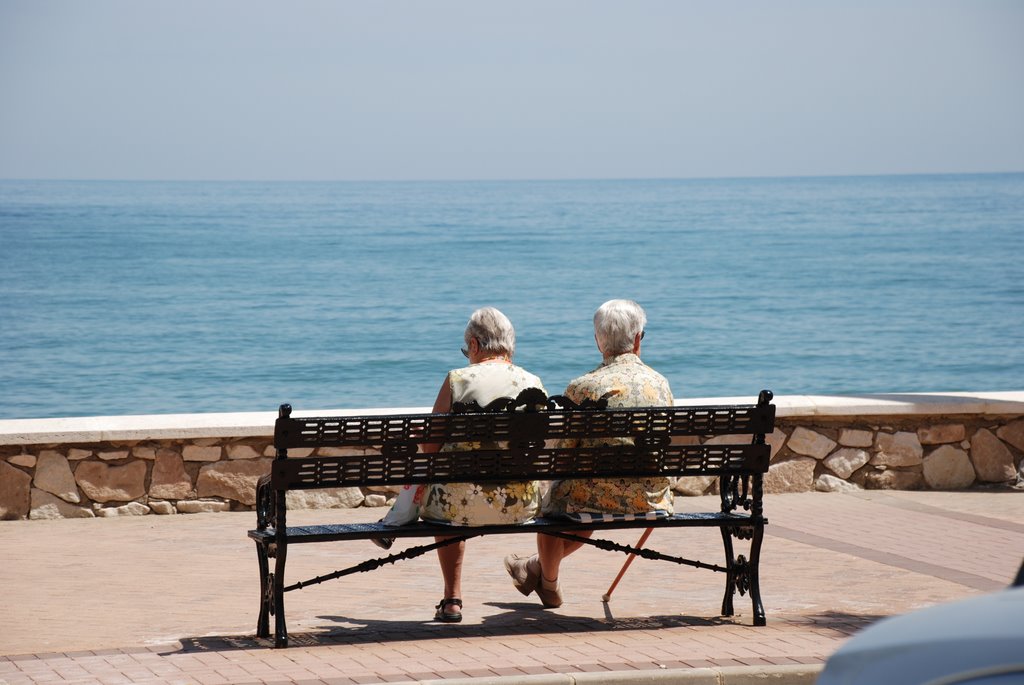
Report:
255,473,276,531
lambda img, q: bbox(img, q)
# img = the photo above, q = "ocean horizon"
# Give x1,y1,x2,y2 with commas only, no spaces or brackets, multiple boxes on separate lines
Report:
1,172,1022,420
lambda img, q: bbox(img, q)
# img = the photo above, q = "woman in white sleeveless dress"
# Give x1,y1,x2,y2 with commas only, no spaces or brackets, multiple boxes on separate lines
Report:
397,307,545,623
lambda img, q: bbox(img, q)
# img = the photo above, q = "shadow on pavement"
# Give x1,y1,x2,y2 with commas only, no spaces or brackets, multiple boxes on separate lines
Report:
164,607,886,655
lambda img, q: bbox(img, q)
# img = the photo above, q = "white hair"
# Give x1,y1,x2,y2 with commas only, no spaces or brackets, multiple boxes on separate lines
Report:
464,307,516,358
593,299,646,356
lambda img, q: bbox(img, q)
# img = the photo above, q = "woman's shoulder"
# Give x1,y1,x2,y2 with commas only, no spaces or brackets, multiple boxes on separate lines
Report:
509,363,545,386
448,362,546,396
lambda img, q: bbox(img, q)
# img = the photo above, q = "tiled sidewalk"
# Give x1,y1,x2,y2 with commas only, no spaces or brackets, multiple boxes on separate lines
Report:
2,490,1022,684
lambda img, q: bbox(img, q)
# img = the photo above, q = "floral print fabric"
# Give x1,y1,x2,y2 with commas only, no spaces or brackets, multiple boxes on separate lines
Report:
420,363,545,526
544,353,676,517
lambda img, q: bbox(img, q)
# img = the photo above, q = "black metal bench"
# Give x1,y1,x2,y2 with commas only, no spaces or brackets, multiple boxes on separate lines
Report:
249,388,776,648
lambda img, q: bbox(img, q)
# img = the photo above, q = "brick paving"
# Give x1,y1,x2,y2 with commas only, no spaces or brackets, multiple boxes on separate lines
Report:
1,490,1022,684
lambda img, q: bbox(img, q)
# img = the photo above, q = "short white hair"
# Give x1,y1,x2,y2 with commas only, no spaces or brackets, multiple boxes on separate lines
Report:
464,307,516,358
593,299,646,356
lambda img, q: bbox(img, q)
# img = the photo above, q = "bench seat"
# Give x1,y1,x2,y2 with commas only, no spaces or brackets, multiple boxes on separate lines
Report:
248,511,763,545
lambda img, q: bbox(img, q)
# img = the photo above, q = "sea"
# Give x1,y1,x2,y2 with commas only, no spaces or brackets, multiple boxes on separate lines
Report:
1,173,1022,420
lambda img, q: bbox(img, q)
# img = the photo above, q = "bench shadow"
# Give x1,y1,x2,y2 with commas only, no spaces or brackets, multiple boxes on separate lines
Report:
162,607,886,655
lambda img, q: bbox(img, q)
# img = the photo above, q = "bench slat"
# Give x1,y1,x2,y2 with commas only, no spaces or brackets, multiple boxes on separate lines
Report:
275,402,775,450
270,443,770,490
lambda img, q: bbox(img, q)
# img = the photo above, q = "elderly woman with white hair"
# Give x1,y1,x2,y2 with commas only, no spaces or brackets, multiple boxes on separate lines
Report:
384,307,546,624
504,299,674,609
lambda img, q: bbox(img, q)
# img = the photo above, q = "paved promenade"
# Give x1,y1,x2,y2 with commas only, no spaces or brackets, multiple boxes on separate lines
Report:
2,490,1023,685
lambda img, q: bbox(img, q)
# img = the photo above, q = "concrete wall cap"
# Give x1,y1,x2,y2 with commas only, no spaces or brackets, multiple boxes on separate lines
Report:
1,393,1021,446
676,391,1024,418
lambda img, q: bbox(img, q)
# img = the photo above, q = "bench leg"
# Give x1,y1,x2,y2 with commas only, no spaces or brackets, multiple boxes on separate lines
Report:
748,524,767,626
719,526,767,626
719,528,737,618
256,542,271,638
273,543,289,648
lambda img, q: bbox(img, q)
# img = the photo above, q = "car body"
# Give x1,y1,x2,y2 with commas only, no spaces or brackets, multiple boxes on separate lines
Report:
817,563,1024,685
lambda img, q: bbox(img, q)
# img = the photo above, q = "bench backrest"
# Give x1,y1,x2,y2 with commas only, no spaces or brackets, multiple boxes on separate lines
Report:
271,389,775,494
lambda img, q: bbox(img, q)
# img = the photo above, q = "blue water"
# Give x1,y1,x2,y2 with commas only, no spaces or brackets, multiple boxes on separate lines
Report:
1,174,1022,420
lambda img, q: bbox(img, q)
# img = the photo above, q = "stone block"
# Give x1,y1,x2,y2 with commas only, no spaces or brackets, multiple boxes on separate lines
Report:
226,444,261,460
971,429,1016,482
286,487,364,510
787,428,836,460
873,432,923,467
149,500,176,515
815,474,862,492
923,446,975,490
673,475,717,496
67,448,92,461
34,451,80,503
196,459,271,506
9,454,36,468
838,429,873,448
177,499,231,513
763,458,816,493
365,485,402,494
765,428,787,460
183,445,222,462
363,493,388,508
863,468,924,490
264,446,313,458
0,461,32,519
823,448,870,480
150,450,194,500
132,447,157,460
917,424,966,445
75,460,147,503
29,489,95,519
704,434,747,445
97,450,130,461
96,502,151,517
317,447,366,457
997,419,1024,452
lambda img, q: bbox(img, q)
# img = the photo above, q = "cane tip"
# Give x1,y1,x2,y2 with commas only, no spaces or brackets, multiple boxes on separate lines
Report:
601,594,610,603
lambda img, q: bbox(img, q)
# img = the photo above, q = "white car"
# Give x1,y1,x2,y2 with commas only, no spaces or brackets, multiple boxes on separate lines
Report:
817,562,1024,685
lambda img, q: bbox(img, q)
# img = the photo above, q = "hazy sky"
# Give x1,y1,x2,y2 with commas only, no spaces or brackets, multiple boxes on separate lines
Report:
1,0,1022,181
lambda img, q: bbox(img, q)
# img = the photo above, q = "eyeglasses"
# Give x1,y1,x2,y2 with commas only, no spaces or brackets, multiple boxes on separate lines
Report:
640,330,645,341
461,338,479,358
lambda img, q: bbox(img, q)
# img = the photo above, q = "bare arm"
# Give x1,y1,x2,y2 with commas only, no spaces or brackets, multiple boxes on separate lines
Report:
421,373,452,454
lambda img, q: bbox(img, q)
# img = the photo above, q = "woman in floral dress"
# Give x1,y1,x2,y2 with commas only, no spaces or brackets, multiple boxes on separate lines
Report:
504,299,674,609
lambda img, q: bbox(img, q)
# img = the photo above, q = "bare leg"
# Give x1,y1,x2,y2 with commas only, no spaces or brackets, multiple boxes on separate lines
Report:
435,536,464,603
537,530,591,582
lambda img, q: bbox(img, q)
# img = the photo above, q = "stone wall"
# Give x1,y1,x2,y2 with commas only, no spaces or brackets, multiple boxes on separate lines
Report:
676,415,1024,497
2,395,1023,520
0,438,386,520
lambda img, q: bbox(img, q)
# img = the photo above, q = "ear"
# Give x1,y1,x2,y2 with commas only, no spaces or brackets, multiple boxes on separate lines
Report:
632,331,642,354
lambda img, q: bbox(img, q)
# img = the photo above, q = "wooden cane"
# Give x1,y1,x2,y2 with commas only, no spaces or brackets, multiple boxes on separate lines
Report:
601,527,654,602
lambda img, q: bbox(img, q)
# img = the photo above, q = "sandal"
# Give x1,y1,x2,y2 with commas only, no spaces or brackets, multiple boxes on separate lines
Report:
434,597,463,623
371,536,394,550
371,518,394,550
536,576,563,609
